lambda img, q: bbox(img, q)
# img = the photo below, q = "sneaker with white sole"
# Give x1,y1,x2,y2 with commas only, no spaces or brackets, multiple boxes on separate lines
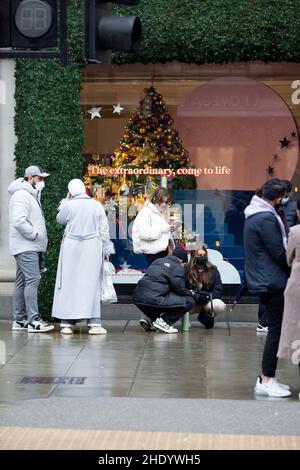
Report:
60,327,73,335
88,326,107,335
254,377,291,397
273,378,290,390
256,324,268,333
139,318,156,331
28,320,54,333
152,317,178,334
12,320,28,331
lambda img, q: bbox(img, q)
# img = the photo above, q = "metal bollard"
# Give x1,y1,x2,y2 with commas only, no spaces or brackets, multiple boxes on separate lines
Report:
181,312,190,331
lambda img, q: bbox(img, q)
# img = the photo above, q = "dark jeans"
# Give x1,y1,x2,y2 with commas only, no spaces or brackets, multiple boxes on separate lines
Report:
258,302,268,327
137,305,190,326
145,249,168,266
259,292,284,377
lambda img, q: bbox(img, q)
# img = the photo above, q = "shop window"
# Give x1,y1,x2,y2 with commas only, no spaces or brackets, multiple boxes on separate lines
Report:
82,73,299,289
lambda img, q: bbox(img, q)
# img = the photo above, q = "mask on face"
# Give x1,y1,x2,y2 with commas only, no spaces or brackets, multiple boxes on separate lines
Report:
195,256,207,267
281,197,289,205
35,181,45,192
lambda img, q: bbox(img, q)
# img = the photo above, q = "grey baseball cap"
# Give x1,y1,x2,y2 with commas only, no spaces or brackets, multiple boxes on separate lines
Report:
24,166,50,178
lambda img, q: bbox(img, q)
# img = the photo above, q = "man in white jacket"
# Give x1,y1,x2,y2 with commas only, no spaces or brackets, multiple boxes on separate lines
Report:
8,166,54,332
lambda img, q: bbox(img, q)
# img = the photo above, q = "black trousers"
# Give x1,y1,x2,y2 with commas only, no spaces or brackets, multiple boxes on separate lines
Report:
136,304,191,326
258,302,268,327
259,292,284,377
145,249,168,266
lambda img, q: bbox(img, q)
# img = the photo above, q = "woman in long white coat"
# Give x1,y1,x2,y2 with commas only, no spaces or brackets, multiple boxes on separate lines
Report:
52,179,114,335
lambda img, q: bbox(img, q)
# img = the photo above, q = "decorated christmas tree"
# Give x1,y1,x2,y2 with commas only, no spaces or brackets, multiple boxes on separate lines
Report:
111,86,195,192
86,87,198,259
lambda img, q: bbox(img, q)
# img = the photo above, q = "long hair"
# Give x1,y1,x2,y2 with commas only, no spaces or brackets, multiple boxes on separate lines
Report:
149,188,172,205
187,246,215,290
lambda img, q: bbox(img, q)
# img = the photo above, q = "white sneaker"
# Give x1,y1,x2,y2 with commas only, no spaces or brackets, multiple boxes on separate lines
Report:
60,327,73,335
256,324,268,333
88,326,107,335
139,318,156,331
254,377,291,397
153,317,178,334
273,378,290,390
12,320,28,331
28,320,54,333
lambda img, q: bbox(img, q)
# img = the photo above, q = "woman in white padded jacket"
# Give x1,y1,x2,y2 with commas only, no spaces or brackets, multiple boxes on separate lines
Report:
132,188,174,266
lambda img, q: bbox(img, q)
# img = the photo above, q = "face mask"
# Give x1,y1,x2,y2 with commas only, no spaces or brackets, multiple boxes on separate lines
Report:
196,256,207,267
35,181,45,192
281,197,289,205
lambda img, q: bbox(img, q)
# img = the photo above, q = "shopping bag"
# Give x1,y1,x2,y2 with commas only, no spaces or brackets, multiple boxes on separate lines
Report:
101,260,118,303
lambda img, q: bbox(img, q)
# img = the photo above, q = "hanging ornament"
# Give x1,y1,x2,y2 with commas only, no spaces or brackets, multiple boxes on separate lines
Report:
88,107,102,120
113,103,124,115
266,165,275,175
279,136,291,148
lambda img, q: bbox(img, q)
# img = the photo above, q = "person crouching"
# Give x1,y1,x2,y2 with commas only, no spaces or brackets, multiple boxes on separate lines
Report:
133,247,197,334
187,245,226,329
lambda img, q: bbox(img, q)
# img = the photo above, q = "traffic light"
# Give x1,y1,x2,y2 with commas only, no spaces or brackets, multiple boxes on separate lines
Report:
85,0,142,63
0,0,57,49
0,1,11,47
11,0,57,48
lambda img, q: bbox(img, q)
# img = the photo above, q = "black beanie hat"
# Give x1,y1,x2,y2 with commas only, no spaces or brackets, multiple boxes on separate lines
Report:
172,246,188,263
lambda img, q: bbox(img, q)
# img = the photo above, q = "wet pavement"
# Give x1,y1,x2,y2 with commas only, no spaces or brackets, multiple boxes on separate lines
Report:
0,319,299,402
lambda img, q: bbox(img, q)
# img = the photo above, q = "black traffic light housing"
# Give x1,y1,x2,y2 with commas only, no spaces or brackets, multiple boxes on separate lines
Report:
0,0,11,47
11,0,57,48
0,0,67,66
85,0,142,63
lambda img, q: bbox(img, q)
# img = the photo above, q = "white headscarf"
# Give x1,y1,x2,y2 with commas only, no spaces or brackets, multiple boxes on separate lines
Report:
68,179,86,197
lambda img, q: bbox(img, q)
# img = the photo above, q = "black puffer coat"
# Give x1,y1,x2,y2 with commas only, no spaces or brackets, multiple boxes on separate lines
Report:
133,255,195,310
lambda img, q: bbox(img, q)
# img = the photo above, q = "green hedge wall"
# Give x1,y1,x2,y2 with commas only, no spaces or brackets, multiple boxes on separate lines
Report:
113,0,300,64
14,0,299,318
14,1,84,319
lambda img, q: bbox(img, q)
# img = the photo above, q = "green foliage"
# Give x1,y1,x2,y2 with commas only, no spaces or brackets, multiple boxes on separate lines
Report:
14,1,84,319
113,0,300,64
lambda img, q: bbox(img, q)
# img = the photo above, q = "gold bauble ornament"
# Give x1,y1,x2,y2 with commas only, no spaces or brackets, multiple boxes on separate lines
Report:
140,128,146,134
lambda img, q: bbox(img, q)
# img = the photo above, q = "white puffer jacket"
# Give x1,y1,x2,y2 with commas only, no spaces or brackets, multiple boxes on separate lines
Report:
132,199,170,254
8,178,48,256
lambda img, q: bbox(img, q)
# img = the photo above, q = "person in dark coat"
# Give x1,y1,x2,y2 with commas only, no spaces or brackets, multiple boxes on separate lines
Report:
254,185,289,333
244,178,291,398
186,245,225,329
281,180,298,228
133,247,208,334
